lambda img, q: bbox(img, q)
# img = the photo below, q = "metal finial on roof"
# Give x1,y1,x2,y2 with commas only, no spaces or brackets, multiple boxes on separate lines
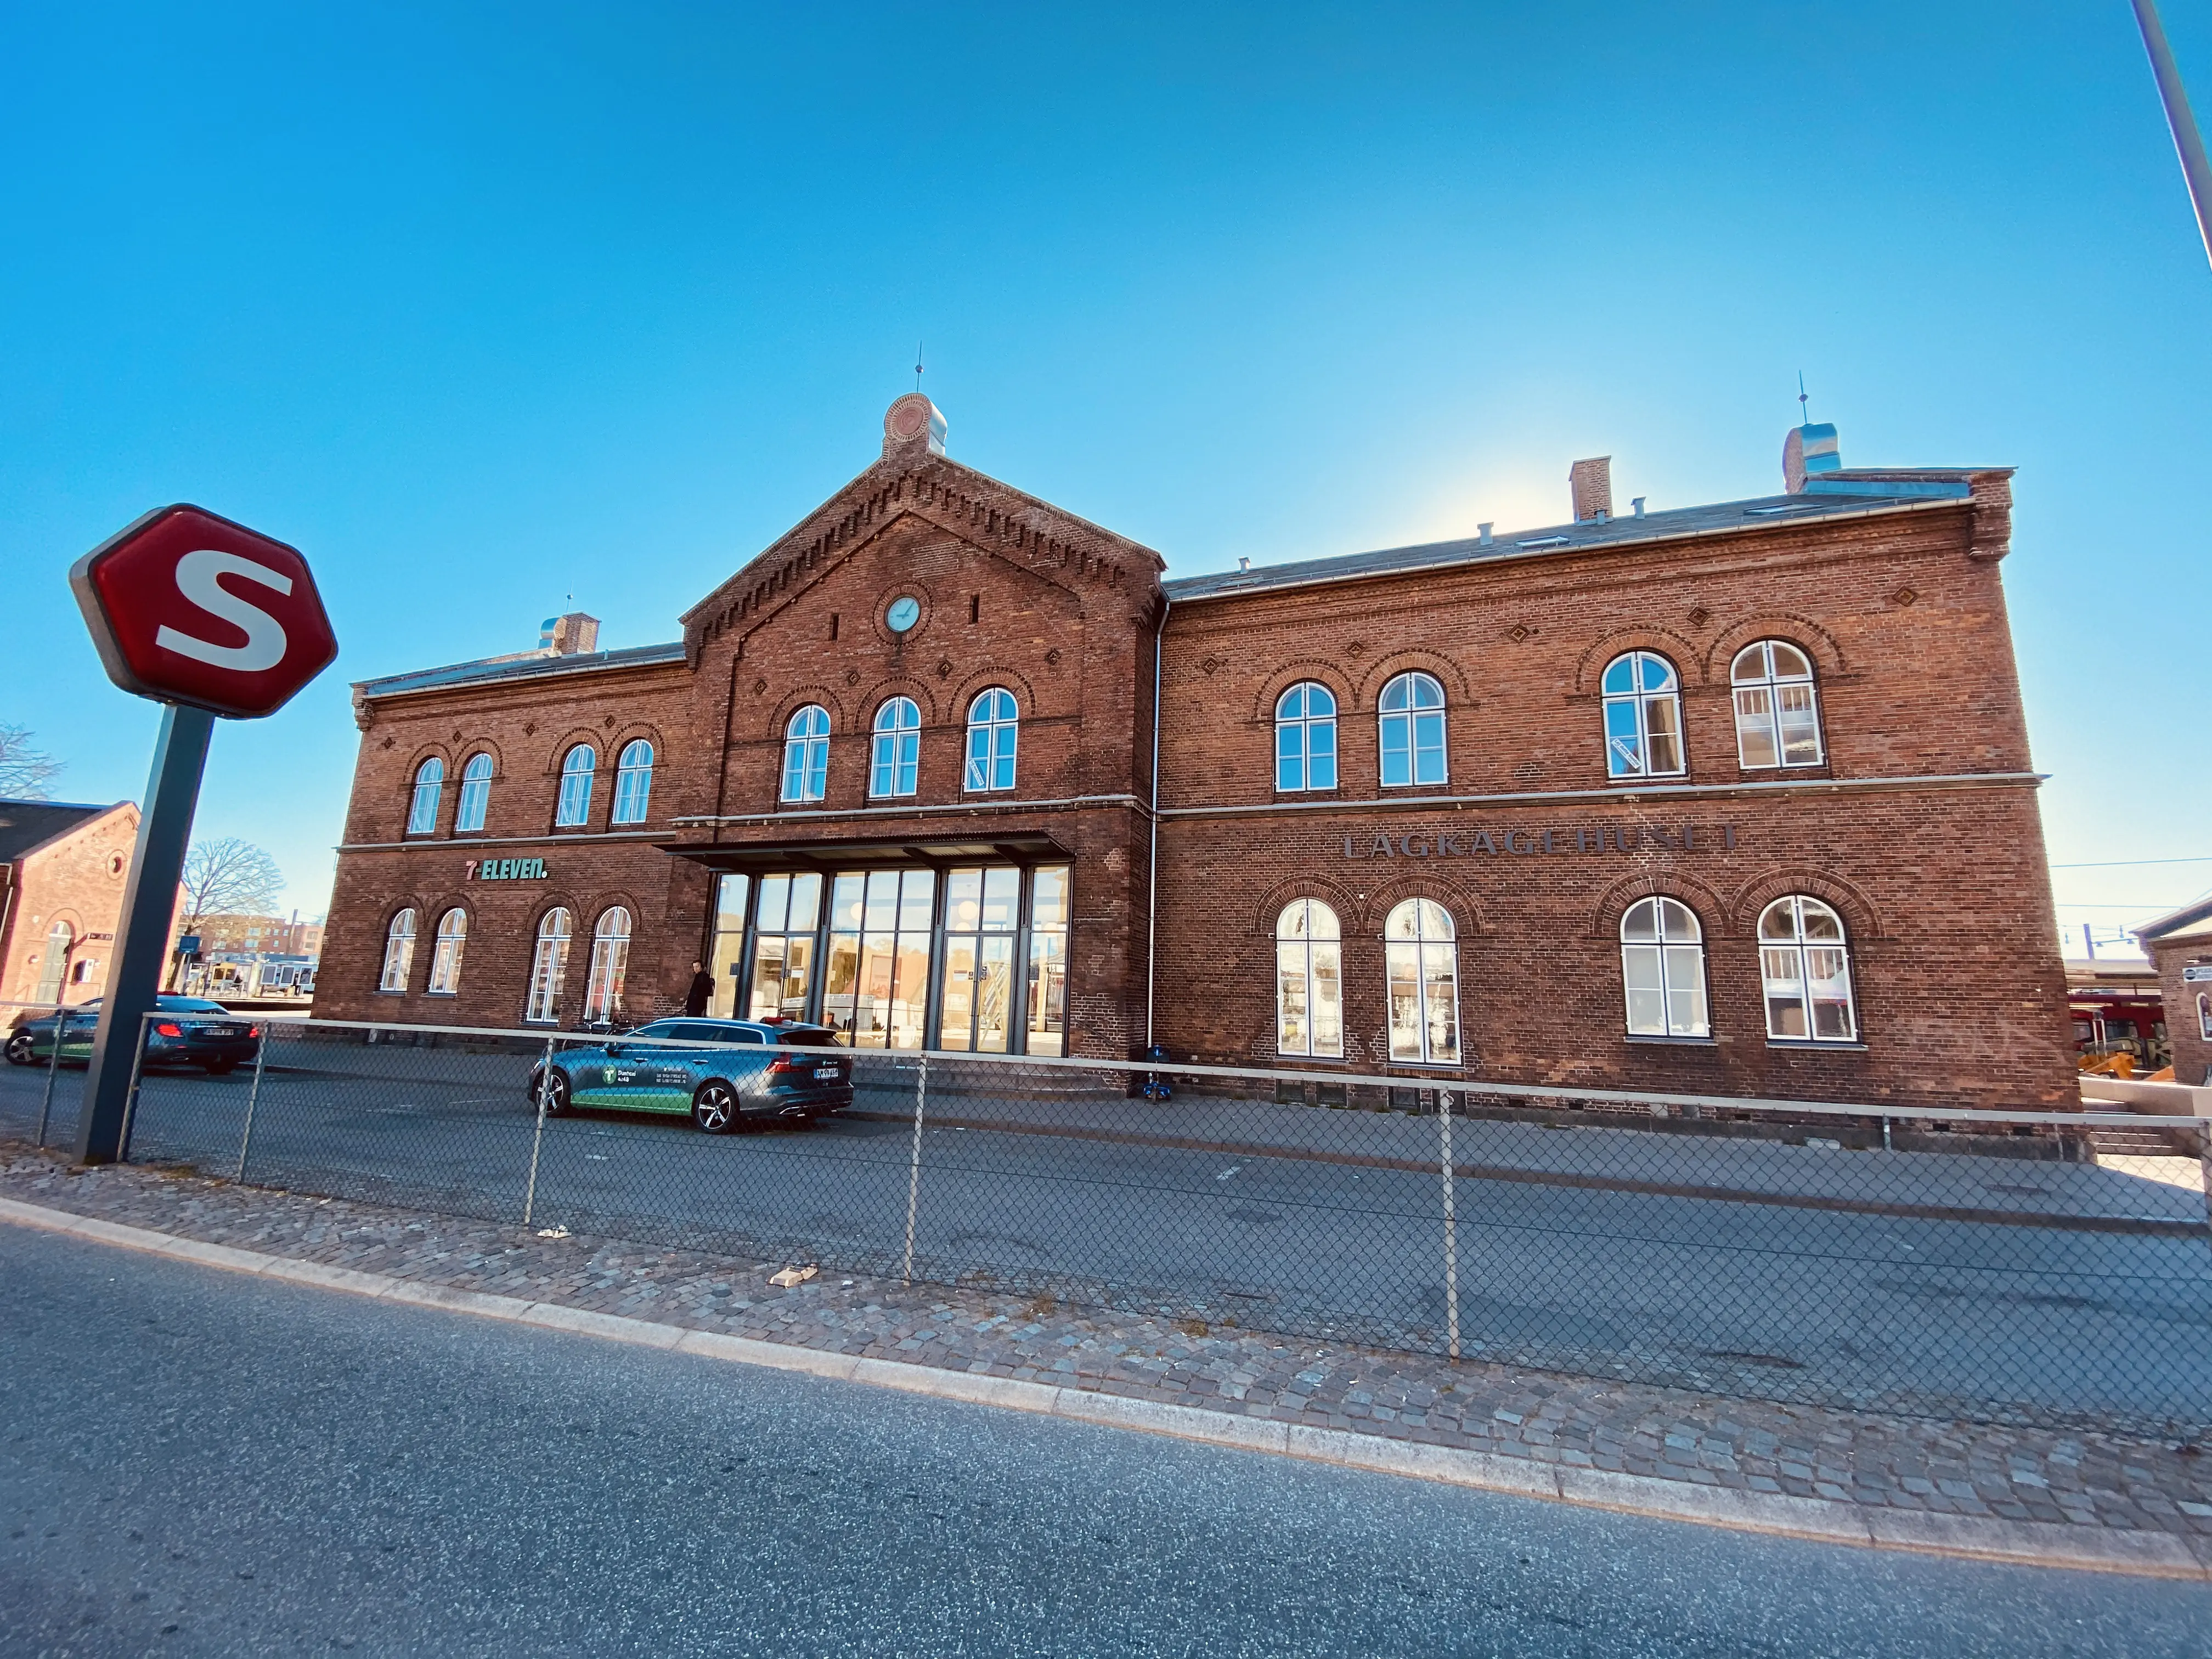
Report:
1798,370,1810,424
915,342,924,392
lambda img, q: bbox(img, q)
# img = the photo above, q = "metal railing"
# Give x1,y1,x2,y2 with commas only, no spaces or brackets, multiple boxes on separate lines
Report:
22,1010,2212,1435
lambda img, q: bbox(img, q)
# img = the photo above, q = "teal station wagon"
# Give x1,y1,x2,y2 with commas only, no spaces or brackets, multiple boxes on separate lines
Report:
526,1018,853,1132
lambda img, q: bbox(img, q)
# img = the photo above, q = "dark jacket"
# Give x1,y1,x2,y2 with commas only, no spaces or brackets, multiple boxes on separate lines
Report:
683,972,714,1017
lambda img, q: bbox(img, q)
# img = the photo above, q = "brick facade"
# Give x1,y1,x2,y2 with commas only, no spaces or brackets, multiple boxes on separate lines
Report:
2145,926,2212,1087
0,800,139,1013
319,396,2076,1109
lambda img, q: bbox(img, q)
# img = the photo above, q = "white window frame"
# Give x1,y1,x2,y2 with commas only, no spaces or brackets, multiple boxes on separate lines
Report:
1275,898,1344,1058
870,697,920,799
556,744,597,827
379,909,417,994
611,740,654,825
427,907,467,995
1730,641,1824,770
1619,896,1709,1037
2198,992,2210,1042
1601,652,1686,780
525,908,573,1024
1383,898,1460,1065
584,907,632,1022
407,758,444,836
781,706,830,804
963,688,1019,792
1274,682,1339,793
1757,895,1858,1042
455,753,493,833
1378,673,1447,789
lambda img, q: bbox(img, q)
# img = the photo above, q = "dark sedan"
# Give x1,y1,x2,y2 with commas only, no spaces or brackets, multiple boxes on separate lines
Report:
3,997,262,1075
526,1018,854,1132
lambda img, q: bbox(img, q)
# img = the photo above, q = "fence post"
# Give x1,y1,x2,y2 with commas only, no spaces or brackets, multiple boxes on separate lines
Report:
903,1054,929,1286
234,1026,271,1182
522,1035,556,1229
116,1013,153,1163
1440,1088,1460,1362
34,1002,65,1149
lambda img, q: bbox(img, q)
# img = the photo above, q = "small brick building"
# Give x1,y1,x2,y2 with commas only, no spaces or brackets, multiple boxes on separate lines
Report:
2138,899,2212,1086
0,798,139,1013
320,394,2076,1109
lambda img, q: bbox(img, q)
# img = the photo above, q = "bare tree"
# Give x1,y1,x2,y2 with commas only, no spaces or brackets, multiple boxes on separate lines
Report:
0,725,63,799
178,838,285,932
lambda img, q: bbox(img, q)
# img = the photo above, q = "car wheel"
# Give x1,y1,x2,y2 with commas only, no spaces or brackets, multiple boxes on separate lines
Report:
203,1059,236,1076
534,1068,574,1117
4,1034,33,1066
691,1079,740,1135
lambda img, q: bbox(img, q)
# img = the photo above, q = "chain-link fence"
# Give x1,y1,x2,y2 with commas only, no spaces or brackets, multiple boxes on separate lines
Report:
75,1012,2212,1435
0,999,89,1150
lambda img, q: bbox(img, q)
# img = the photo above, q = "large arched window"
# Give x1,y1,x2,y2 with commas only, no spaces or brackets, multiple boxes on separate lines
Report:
964,689,1019,792
1276,899,1343,1058
379,909,417,994
611,740,654,824
455,753,494,832
870,697,920,799
1758,896,1856,1042
1731,641,1824,769
427,907,468,995
525,908,573,1024
1378,673,1447,788
1384,898,1459,1064
584,907,631,1022
556,744,597,826
1620,897,1708,1037
407,758,444,836
1275,683,1339,792
781,706,830,803
33,921,73,1004
1602,653,1685,780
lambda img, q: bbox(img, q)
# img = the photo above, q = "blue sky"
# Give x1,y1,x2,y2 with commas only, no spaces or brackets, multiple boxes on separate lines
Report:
3,2,2208,943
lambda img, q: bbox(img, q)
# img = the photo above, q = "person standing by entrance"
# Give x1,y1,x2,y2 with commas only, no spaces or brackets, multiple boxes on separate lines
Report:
684,960,713,1017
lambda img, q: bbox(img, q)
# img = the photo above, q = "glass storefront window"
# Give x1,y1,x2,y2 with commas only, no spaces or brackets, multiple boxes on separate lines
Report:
1384,898,1459,1064
708,873,748,1018
748,871,821,1024
1275,899,1343,1058
941,866,1020,1051
1025,865,1070,1056
825,868,934,1047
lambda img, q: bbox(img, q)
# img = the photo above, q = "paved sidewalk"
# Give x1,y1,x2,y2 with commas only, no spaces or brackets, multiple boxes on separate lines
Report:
5,1139,2209,1576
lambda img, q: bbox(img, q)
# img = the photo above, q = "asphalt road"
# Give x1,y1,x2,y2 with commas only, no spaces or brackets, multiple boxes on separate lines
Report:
5,1047,2210,1427
4,1223,2207,1658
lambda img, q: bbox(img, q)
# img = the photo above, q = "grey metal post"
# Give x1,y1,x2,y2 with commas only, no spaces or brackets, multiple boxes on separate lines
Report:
521,1035,555,1229
78,703,215,1164
235,1028,271,1182
1440,1090,1460,1362
903,1056,928,1285
35,1002,64,1149
116,1013,154,1164
2134,0,2212,271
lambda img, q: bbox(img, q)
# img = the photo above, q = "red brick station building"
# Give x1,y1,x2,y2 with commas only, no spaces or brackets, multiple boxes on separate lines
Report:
320,394,2076,1110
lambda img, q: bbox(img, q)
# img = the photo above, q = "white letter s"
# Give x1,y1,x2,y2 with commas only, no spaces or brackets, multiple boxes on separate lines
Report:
155,550,292,673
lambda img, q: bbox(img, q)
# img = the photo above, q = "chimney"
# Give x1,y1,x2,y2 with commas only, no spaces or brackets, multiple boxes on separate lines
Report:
539,612,600,656
883,393,948,458
1569,457,1612,523
1782,422,1841,493
1477,523,1494,546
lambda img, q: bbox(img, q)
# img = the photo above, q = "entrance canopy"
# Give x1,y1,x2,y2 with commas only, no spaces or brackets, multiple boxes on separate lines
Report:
657,831,1070,874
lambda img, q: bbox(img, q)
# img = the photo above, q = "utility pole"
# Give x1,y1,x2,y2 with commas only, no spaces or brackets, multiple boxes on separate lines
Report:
2133,0,2212,272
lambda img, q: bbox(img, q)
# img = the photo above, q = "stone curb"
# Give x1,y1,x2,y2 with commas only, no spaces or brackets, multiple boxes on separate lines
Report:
2,1193,2203,1582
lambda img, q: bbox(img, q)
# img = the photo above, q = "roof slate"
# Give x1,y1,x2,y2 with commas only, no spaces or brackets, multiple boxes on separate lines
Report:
0,799,119,864
356,641,687,701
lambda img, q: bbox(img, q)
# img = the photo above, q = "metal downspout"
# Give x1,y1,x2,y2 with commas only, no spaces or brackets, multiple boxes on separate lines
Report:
1145,596,1169,1050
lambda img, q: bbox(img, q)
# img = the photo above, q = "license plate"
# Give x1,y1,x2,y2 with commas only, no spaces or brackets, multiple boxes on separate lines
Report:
814,1064,840,1080
201,1025,242,1038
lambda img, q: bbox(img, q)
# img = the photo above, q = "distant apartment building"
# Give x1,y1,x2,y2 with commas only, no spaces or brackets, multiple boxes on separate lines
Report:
188,913,326,959
0,798,139,1010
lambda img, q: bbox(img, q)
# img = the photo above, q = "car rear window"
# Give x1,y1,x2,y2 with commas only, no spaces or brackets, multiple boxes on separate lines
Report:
684,1023,760,1044
773,1028,838,1048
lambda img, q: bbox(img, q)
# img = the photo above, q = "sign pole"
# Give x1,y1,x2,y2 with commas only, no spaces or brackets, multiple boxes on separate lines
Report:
76,703,215,1164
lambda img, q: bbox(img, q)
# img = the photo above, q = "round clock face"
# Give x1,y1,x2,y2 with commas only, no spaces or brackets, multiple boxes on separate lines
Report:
885,596,922,633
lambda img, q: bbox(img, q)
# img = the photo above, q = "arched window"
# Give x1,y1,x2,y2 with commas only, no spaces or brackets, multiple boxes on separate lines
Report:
1601,653,1684,779
2197,992,2210,1043
1276,899,1344,1058
1275,684,1339,792
781,706,830,804
525,908,573,1024
556,744,596,826
33,921,73,1003
455,753,494,832
870,697,920,798
407,758,444,835
1620,897,1708,1037
1731,641,1824,769
611,740,654,824
1378,673,1447,788
427,908,467,995
1384,899,1459,1064
1758,896,1856,1041
584,907,631,1022
379,909,417,994
964,689,1019,792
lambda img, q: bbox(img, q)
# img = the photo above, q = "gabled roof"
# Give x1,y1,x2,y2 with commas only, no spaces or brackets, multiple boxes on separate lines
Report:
0,799,127,864
2136,895,2212,944
355,640,687,702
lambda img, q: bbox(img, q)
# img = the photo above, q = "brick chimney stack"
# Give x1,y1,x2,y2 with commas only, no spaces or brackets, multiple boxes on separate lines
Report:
1569,457,1613,524
539,612,600,656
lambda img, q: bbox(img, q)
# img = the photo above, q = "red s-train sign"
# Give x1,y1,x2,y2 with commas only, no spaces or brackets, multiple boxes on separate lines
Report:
68,504,338,719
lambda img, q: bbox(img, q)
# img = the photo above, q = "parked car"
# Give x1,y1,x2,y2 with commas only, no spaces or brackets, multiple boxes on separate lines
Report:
2,997,262,1075
524,1018,854,1133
